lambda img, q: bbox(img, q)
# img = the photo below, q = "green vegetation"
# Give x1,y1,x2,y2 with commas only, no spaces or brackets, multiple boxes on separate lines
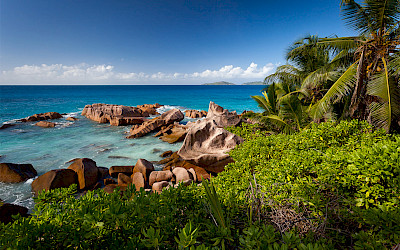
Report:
202,81,236,85
2,121,399,249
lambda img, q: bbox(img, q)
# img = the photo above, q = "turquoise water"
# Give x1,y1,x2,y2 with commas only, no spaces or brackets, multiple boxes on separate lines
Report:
0,85,264,209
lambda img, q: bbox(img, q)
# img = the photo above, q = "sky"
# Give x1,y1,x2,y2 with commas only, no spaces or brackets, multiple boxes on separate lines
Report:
0,0,356,85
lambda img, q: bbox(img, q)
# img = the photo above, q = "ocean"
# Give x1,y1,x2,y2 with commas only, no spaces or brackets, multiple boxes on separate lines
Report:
0,85,264,209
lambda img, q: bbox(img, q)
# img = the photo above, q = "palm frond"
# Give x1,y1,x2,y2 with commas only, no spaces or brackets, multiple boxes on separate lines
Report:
251,94,272,114
317,37,360,53
341,0,372,33
265,115,295,134
310,62,358,119
367,57,400,132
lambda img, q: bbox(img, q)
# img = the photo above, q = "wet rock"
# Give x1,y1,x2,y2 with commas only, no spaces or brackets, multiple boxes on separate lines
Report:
67,158,99,190
66,117,78,121
0,202,28,224
0,163,37,183
133,159,154,182
25,112,62,122
0,124,15,130
152,148,162,154
107,156,131,159
127,109,184,139
131,172,146,191
149,170,173,186
31,169,78,196
109,166,134,178
109,117,147,126
118,173,133,186
152,181,170,194
35,121,56,128
184,110,207,118
172,167,191,183
160,150,173,158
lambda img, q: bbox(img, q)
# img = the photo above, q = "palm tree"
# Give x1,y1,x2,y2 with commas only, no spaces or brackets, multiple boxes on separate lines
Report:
311,0,400,132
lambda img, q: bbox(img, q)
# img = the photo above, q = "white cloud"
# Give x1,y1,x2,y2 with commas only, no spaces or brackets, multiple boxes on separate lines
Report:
1,62,275,84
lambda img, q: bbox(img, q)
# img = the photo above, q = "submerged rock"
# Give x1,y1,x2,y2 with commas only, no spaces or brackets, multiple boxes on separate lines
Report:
66,117,78,121
0,163,37,183
0,124,16,130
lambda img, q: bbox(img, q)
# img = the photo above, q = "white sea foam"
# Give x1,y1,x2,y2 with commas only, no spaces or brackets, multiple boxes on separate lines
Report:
156,105,184,114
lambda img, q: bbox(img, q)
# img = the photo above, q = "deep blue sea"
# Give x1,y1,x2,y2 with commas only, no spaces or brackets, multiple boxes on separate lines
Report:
0,85,264,209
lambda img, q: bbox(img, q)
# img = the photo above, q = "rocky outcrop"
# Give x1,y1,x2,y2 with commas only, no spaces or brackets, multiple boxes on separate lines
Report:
35,121,56,128
31,169,78,195
131,172,146,191
0,202,28,224
118,173,133,186
184,110,207,118
137,103,162,116
23,112,62,122
178,119,243,173
67,158,99,190
176,102,243,173
127,109,184,139
0,163,37,183
158,152,210,180
81,103,154,126
206,101,241,127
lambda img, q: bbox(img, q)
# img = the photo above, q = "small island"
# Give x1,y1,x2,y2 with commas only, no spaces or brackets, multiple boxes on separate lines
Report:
241,81,264,85
202,81,236,85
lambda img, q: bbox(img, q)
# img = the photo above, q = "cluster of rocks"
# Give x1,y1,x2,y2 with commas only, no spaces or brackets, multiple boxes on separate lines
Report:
184,109,207,118
0,111,80,130
81,103,162,126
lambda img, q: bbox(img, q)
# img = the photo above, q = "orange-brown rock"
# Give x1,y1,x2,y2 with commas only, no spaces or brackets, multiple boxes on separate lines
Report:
67,158,99,190
158,152,210,180
66,117,78,121
31,169,78,195
109,166,134,178
152,181,170,194
159,126,187,144
160,150,173,158
127,109,184,139
24,112,62,122
103,184,126,194
137,103,162,116
0,163,37,183
118,173,133,186
133,159,154,182
149,170,173,186
81,103,148,126
172,167,191,183
97,167,110,179
35,121,56,128
104,178,116,185
131,172,146,191
184,110,207,118
0,202,28,224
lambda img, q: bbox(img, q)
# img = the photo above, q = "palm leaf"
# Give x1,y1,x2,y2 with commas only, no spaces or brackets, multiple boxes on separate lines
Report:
265,115,295,134
251,94,272,114
310,62,358,119
341,0,372,33
367,57,400,132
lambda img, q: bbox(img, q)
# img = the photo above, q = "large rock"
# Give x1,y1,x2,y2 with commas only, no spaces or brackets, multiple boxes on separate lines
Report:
127,109,184,139
152,181,170,194
31,169,78,195
0,202,28,224
81,103,149,126
24,112,62,122
133,159,154,182
172,167,191,183
149,170,173,186
131,172,146,191
118,173,133,186
137,103,162,116
109,166,134,178
159,125,188,144
0,163,37,183
185,110,207,118
206,101,241,127
35,121,56,128
159,152,210,180
67,158,99,190
177,119,243,173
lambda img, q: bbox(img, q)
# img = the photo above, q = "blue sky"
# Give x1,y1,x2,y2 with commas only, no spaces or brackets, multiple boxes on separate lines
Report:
0,0,355,84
